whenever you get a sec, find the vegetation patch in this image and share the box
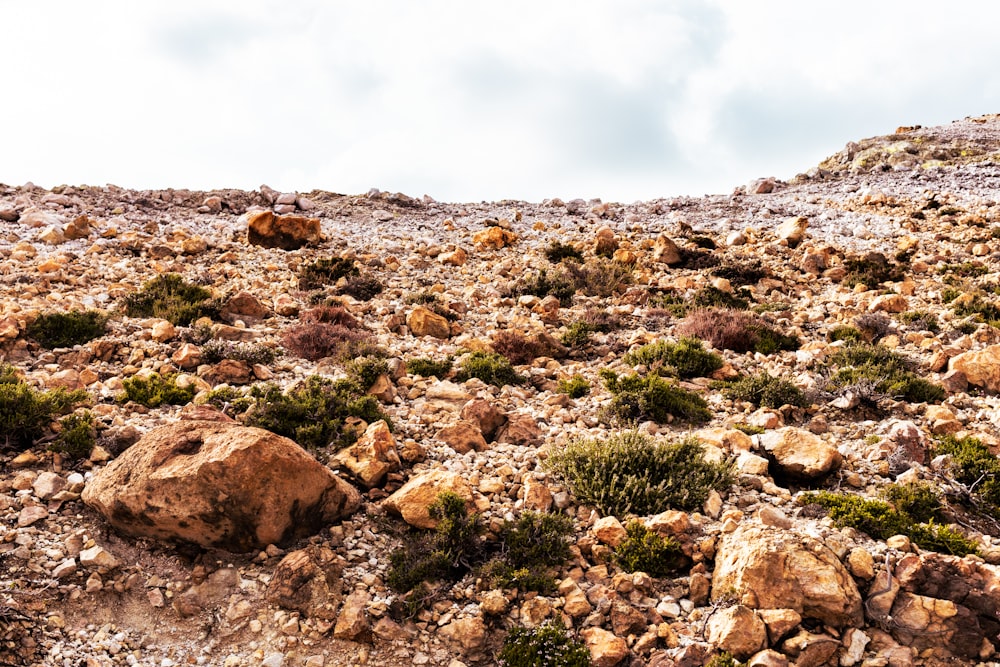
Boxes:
[952,295,1000,326]
[935,435,1000,514]
[842,252,907,289]
[27,310,108,348]
[558,375,590,399]
[406,356,453,378]
[623,337,723,379]
[201,339,278,366]
[482,511,574,593]
[716,372,808,409]
[499,620,591,667]
[613,521,686,577]
[282,306,372,361]
[825,342,944,405]
[297,257,359,290]
[679,308,799,354]
[545,431,733,516]
[455,351,525,387]
[511,268,576,306]
[121,373,195,408]
[492,331,552,365]
[544,240,584,263]
[0,364,88,451]
[338,274,384,301]
[898,311,940,333]
[121,273,216,326]
[50,411,97,460]
[712,259,768,286]
[599,370,712,425]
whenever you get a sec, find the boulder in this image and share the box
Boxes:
[651,235,682,265]
[712,523,863,628]
[472,226,517,250]
[333,420,400,488]
[705,605,766,660]
[460,399,507,440]
[758,427,841,481]
[267,548,344,620]
[333,590,371,640]
[949,345,1000,393]
[581,627,628,667]
[246,210,322,250]
[495,413,541,447]
[776,216,808,248]
[81,420,361,551]
[438,616,487,654]
[594,226,618,256]
[435,420,488,454]
[407,306,451,339]
[382,470,474,529]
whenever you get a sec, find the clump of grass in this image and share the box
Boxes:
[558,375,590,398]
[201,386,254,414]
[563,258,633,298]
[499,620,591,667]
[455,351,524,387]
[121,373,195,408]
[623,337,723,379]
[297,257,359,290]
[854,312,892,342]
[560,308,622,348]
[600,370,711,424]
[346,355,389,390]
[492,331,550,365]
[732,423,765,435]
[842,252,907,289]
[940,287,962,304]
[26,310,108,349]
[201,339,278,366]
[706,653,741,667]
[613,521,686,577]
[545,431,733,516]
[240,375,390,451]
[952,295,1000,326]
[560,321,594,347]
[406,357,453,378]
[544,240,584,263]
[511,268,576,306]
[282,306,371,361]
[404,291,460,321]
[939,261,988,278]
[338,274,384,301]
[648,289,688,317]
[826,342,944,405]
[121,273,216,326]
[716,372,808,409]
[50,411,96,459]
[678,308,799,354]
[691,286,749,311]
[0,365,88,451]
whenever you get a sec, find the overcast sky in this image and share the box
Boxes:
[3,1,999,203]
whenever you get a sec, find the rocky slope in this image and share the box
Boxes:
[4,114,1000,667]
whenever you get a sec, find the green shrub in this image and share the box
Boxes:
[546,431,733,516]
[346,355,389,390]
[201,386,254,414]
[623,337,723,379]
[483,511,574,592]
[842,252,907,289]
[455,351,524,387]
[940,287,962,304]
[560,321,593,348]
[732,423,765,435]
[679,308,798,354]
[826,342,944,405]
[201,339,278,365]
[881,482,942,523]
[338,273,384,301]
[240,375,389,450]
[297,257,359,290]
[499,620,591,667]
[939,261,988,278]
[121,273,215,326]
[50,411,96,459]
[558,375,590,398]
[511,268,576,306]
[406,357,453,378]
[0,365,87,451]
[712,259,768,286]
[690,286,749,311]
[544,241,584,263]
[563,258,633,298]
[493,330,551,365]
[828,325,863,343]
[600,371,711,424]
[952,295,1000,326]
[717,372,808,409]
[27,310,108,349]
[706,653,742,667]
[898,311,940,333]
[613,521,686,577]
[121,373,194,408]
[935,435,1000,511]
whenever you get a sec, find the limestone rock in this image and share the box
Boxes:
[495,413,541,447]
[246,210,322,250]
[712,523,863,628]
[407,306,451,338]
[81,420,361,551]
[333,590,371,640]
[435,420,487,454]
[758,427,841,481]
[949,345,1000,393]
[472,226,517,250]
[779,630,839,667]
[382,470,474,529]
[267,548,344,620]
[776,216,808,248]
[594,226,618,256]
[426,381,473,411]
[438,616,486,653]
[581,627,628,667]
[651,234,682,265]
[333,420,400,488]
[460,399,507,440]
[705,605,766,660]
[593,516,627,546]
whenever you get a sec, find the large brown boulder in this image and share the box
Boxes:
[407,306,451,339]
[82,421,361,552]
[246,210,322,250]
[712,523,863,629]
[949,345,1000,393]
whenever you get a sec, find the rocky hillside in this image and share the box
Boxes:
[4,114,1000,667]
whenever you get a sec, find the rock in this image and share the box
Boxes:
[776,216,808,248]
[150,319,176,342]
[495,413,541,447]
[382,470,474,529]
[885,420,928,470]
[172,343,202,369]
[438,616,486,653]
[204,359,252,385]
[949,345,1000,393]
[274,294,299,317]
[246,210,322,250]
[38,226,66,245]
[333,590,370,641]
[840,628,870,667]
[748,177,776,194]
[779,630,840,667]
[560,581,592,618]
[712,523,863,628]
[426,381,473,411]
[367,374,396,404]
[522,478,553,511]
[174,567,239,617]
[519,597,552,627]
[580,627,628,667]
[32,472,67,500]
[435,421,487,454]
[79,545,120,570]
[439,247,467,266]
[333,420,400,488]
[64,215,93,240]
[870,294,908,313]
[939,369,968,393]
[407,306,451,338]
[594,226,618,256]
[746,650,788,667]
[222,292,270,322]
[267,548,343,620]
[81,420,361,551]
[460,399,507,440]
[651,235,682,265]
[846,548,875,581]
[472,226,517,250]
[17,505,48,527]
[758,427,841,481]
[52,558,78,579]
[705,605,766,660]
[610,600,647,636]
[757,608,801,645]
[593,516,627,546]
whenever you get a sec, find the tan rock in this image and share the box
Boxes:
[846,548,875,580]
[646,510,690,536]
[222,292,270,322]
[757,608,802,644]
[439,247,467,266]
[479,589,508,616]
[696,427,753,454]
[333,420,400,488]
[779,629,840,667]
[382,470,474,529]
[593,516,627,546]
[438,616,486,653]
[949,345,1000,393]
[82,421,361,551]
[150,319,176,342]
[32,472,67,500]
[560,581,592,618]
[758,427,841,481]
[522,478,553,511]
[460,399,507,440]
[473,226,517,250]
[746,649,789,667]
[268,548,344,620]
[580,627,628,667]
[38,225,66,245]
[0,317,20,341]
[870,294,908,313]
[435,421,487,454]
[706,605,766,660]
[172,343,202,370]
[610,600,647,637]
[776,216,808,248]
[204,359,252,385]
[594,226,618,256]
[407,306,451,338]
[426,381,474,411]
[273,294,300,317]
[246,210,322,250]
[712,523,863,628]
[495,413,541,447]
[64,215,93,240]
[651,234,682,265]
[333,590,370,640]
[367,374,396,404]
[520,597,553,627]
[79,545,120,570]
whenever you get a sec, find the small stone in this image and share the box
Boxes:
[32,471,67,500]
[18,505,48,527]
[79,545,121,569]
[593,516,627,546]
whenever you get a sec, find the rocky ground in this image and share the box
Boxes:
[4,114,1000,667]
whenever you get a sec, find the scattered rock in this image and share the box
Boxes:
[382,470,474,529]
[246,210,322,250]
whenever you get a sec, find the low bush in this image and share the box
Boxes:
[712,259,768,286]
[690,286,749,311]
[558,375,590,398]
[935,435,1000,512]
[717,372,808,409]
[455,351,524,387]
[563,258,633,298]
[828,325,863,342]
[346,355,389,390]
[613,521,686,577]
[511,268,576,306]
[854,312,892,342]
[499,620,591,667]
[201,386,254,414]
[600,371,712,424]
[952,295,1000,326]
[623,337,723,379]
[406,357,453,378]
[939,261,988,278]
[121,273,216,326]
[544,241,584,263]
[842,252,907,289]
[282,308,372,361]
[337,273,384,301]
[297,257,359,291]
[706,653,741,667]
[27,310,108,349]
[201,339,278,366]
[826,342,944,405]
[404,291,460,321]
[0,365,88,451]
[483,511,574,592]
[121,373,195,408]
[492,331,547,365]
[560,321,593,348]
[678,308,799,354]
[545,431,734,516]
[50,411,96,459]
[898,311,940,333]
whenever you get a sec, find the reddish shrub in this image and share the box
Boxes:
[282,323,370,361]
[492,331,545,365]
[301,305,363,328]
[678,308,799,354]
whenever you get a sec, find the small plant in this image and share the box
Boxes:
[690,286,749,311]
[121,273,215,326]
[346,355,389,390]
[826,342,944,405]
[623,337,723,379]
[544,240,584,263]
[828,325,864,342]
[935,435,1000,512]
[842,252,907,289]
[940,287,962,304]
[338,273,384,301]
[0,365,88,451]
[613,521,686,577]
[201,339,278,366]
[511,268,576,306]
[282,306,371,361]
[706,653,742,667]
[121,373,195,408]
[898,311,940,333]
[882,482,942,523]
[26,310,108,349]
[854,312,892,342]
[455,351,524,387]
[952,295,1000,326]
[558,375,590,398]
[499,620,591,667]
[406,357,453,378]
[492,331,547,365]
[546,431,733,516]
[50,411,96,459]
[939,261,988,278]
[560,321,594,347]
[600,371,711,424]
[404,291,460,321]
[717,372,808,409]
[483,511,575,592]
[732,423,765,435]
[201,386,254,414]
[297,257,359,290]
[712,259,768,286]
[563,258,633,298]
[678,308,799,354]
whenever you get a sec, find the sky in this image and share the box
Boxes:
[3,1,1000,203]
